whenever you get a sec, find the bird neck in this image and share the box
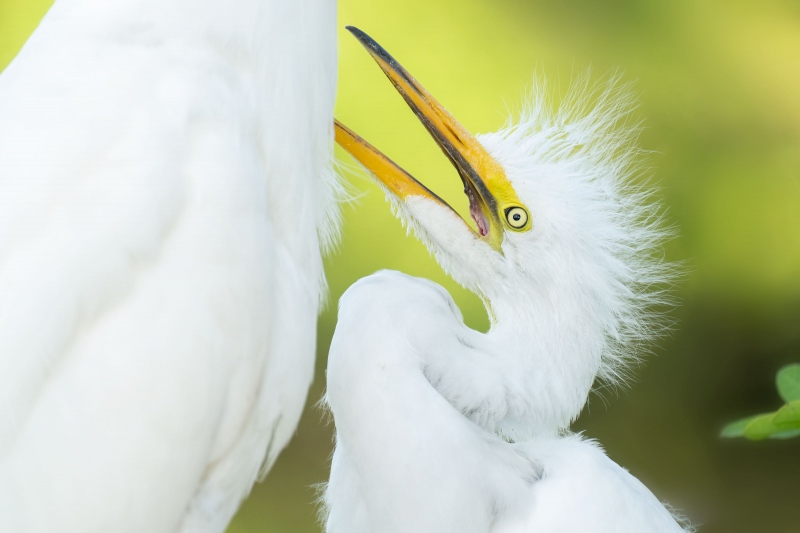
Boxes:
[481,275,605,438]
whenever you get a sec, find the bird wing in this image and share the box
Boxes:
[0,13,285,531]
[506,436,691,533]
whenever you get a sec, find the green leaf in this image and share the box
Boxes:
[776,363,800,403]
[743,413,782,440]
[719,364,800,441]
[773,400,800,429]
[769,428,800,440]
[721,414,762,438]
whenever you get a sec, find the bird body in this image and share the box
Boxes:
[325,28,688,532]
[325,272,538,533]
[0,1,338,531]
[326,272,685,533]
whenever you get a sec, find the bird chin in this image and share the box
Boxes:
[404,196,497,289]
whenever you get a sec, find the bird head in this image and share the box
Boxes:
[336,28,537,294]
[337,27,673,388]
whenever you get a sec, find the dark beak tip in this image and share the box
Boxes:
[343,26,401,78]
[345,26,385,55]
[345,26,370,43]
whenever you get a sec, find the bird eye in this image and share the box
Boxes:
[504,206,529,230]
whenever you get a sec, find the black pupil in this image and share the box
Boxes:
[513,213,521,221]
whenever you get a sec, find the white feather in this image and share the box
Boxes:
[0,1,339,531]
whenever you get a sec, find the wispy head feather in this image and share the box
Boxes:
[479,71,679,392]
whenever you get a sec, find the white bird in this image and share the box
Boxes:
[0,1,339,532]
[323,27,690,533]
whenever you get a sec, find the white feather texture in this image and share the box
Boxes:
[372,75,677,436]
[480,74,675,382]
[0,1,339,532]
[324,74,688,532]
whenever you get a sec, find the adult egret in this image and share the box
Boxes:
[0,1,338,532]
[324,27,689,532]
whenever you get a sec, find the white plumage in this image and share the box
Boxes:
[0,1,338,531]
[325,28,689,532]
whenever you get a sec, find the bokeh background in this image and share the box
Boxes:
[2,0,799,531]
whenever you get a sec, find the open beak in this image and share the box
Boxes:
[336,26,529,251]
[334,120,453,212]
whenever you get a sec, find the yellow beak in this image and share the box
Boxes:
[334,120,452,210]
[336,26,530,250]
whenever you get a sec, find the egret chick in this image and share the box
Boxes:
[323,27,689,533]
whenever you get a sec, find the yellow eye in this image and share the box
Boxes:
[504,206,529,230]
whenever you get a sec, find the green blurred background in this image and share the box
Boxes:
[2,0,799,531]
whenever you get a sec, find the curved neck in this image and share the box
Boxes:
[481,274,605,438]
